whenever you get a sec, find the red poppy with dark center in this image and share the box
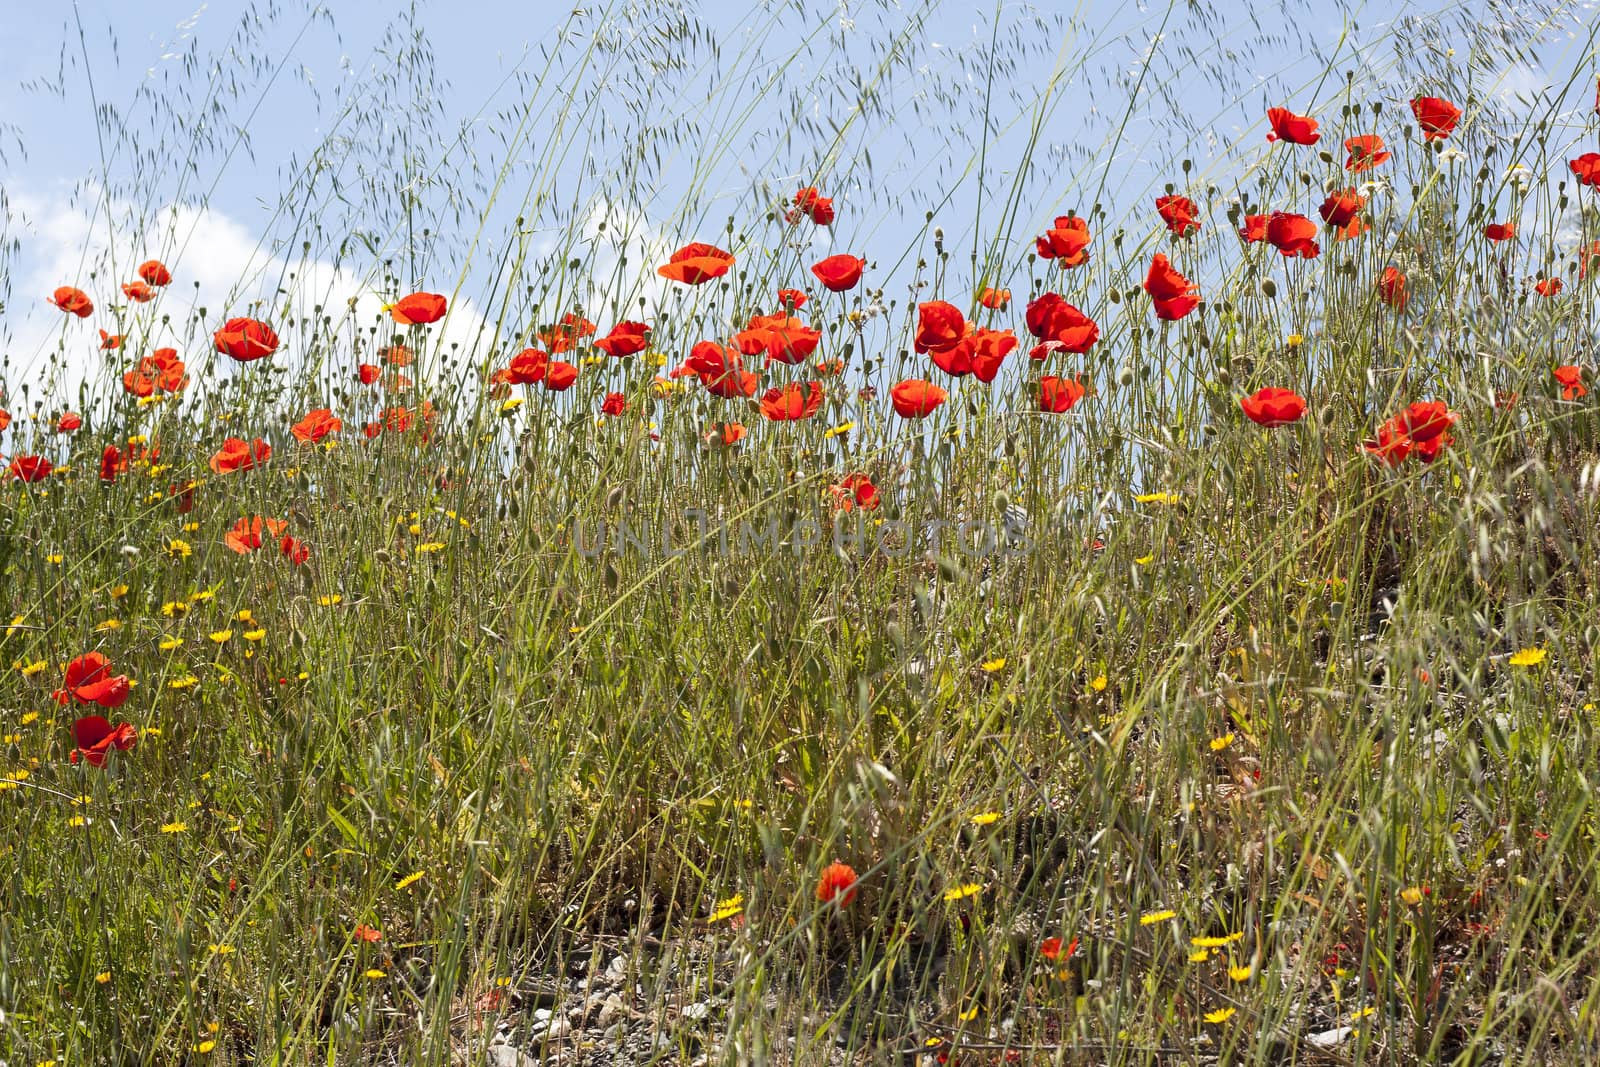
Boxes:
[210,437,271,475]
[292,408,342,443]
[1034,215,1091,265]
[496,349,549,386]
[735,312,820,366]
[1025,293,1099,353]
[594,321,651,357]
[1378,267,1408,311]
[816,861,859,906]
[389,292,448,325]
[71,715,138,768]
[890,379,947,418]
[688,341,761,398]
[914,301,968,354]
[1535,277,1563,297]
[978,287,1010,310]
[968,329,1019,384]
[1569,153,1600,188]
[811,254,865,292]
[601,392,627,416]
[137,259,172,286]
[1318,189,1364,228]
[1483,222,1516,242]
[1240,387,1307,427]
[1363,417,1412,466]
[225,515,288,554]
[7,456,53,482]
[357,363,382,385]
[1344,135,1391,172]
[56,652,131,709]
[1266,107,1319,144]
[1240,215,1268,243]
[122,280,154,302]
[1039,376,1086,413]
[214,317,279,362]
[1411,96,1462,140]
[706,422,747,446]
[1144,254,1200,320]
[543,362,579,391]
[280,536,310,565]
[537,313,596,353]
[1040,937,1079,962]
[1555,365,1587,400]
[1398,400,1456,444]
[777,287,808,310]
[657,242,735,285]
[122,348,188,396]
[51,286,94,317]
[1266,212,1320,258]
[56,412,82,433]
[791,186,835,226]
[1155,194,1202,237]
[829,473,880,511]
[100,445,126,482]
[759,381,824,421]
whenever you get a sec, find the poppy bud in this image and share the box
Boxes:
[1261,279,1277,298]
[1118,367,1135,386]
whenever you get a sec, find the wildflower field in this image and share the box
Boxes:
[5,0,1600,1062]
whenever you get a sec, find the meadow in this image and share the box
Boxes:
[4,0,1600,1062]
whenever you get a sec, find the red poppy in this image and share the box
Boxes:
[122,280,154,302]
[890,379,948,418]
[791,186,835,226]
[543,361,579,391]
[1239,214,1268,243]
[777,287,808,309]
[71,715,138,768]
[816,861,859,906]
[1265,212,1320,258]
[57,653,131,709]
[601,392,627,416]
[122,348,188,396]
[170,481,197,513]
[1569,153,1600,188]
[1581,240,1600,279]
[594,321,651,357]
[537,313,597,353]
[1344,135,1391,172]
[1155,195,1202,237]
[291,408,342,443]
[97,330,122,351]
[657,242,735,285]
[1266,106,1319,144]
[51,286,94,317]
[1363,417,1412,466]
[1318,189,1364,228]
[0,408,8,432]
[687,341,761,398]
[1040,936,1078,962]
[280,536,310,565]
[1144,254,1200,321]
[56,412,83,433]
[1399,400,1455,444]
[225,515,288,554]
[914,301,968,354]
[137,259,172,286]
[6,456,52,482]
[209,437,271,474]
[1410,96,1462,140]
[382,344,413,367]
[496,349,549,386]
[1240,387,1307,427]
[978,287,1010,310]
[1034,214,1091,265]
[1535,277,1564,297]
[1555,365,1587,400]
[829,473,880,511]
[1025,293,1099,353]
[706,422,747,446]
[811,254,865,292]
[968,329,1019,383]
[1483,222,1516,242]
[389,292,448,325]
[99,445,126,482]
[357,363,382,385]
[1378,266,1408,311]
[1039,376,1086,413]
[759,381,824,421]
[735,312,821,366]
[353,924,382,943]
[214,317,279,362]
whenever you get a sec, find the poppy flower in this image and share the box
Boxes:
[657,242,735,285]
[280,536,310,565]
[1239,215,1269,243]
[1535,277,1564,297]
[1410,96,1462,140]
[495,349,549,386]
[1344,134,1391,172]
[1039,376,1086,413]
[537,313,597,353]
[829,473,880,511]
[56,412,82,433]
[706,422,747,446]
[214,317,279,362]
[1025,293,1099,353]
[1569,153,1600,188]
[99,445,126,482]
[1363,417,1412,466]
[122,348,188,396]
[71,715,138,768]
[0,408,9,432]
[1239,387,1307,427]
[225,515,288,554]
[1155,195,1202,237]
[1555,365,1587,400]
[1398,400,1456,444]
[1318,189,1364,228]
[759,381,824,421]
[389,292,448,325]
[914,301,968,354]
[170,481,197,512]
[1483,222,1516,242]
[137,259,172,286]
[791,186,835,226]
[382,344,413,367]
[1265,212,1320,258]
[816,861,859,906]
[777,287,808,309]
[291,408,342,443]
[735,312,821,365]
[51,286,94,317]
[1266,106,1319,144]
[811,253,865,292]
[970,329,1019,383]
[601,392,627,416]
[890,379,948,418]
[1040,936,1078,962]
[122,280,154,302]
[543,361,579,391]
[57,653,131,709]
[1144,254,1200,321]
[357,363,382,385]
[687,341,761,398]
[1581,240,1600,280]
[978,287,1010,310]
[594,321,651,357]
[209,437,271,475]
[1378,266,1408,311]
[6,456,52,482]
[99,330,123,351]
[1034,214,1091,265]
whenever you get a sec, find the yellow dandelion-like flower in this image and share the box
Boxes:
[188,589,216,603]
[236,609,253,623]
[1089,674,1108,692]
[1133,491,1181,505]
[710,894,745,922]
[1139,909,1176,926]
[209,943,235,955]
[1227,962,1254,982]
[1204,1007,1236,1024]
[242,629,266,642]
[408,523,424,536]
[1508,648,1547,668]
[182,521,200,533]
[20,712,38,725]
[45,554,65,565]
[364,969,387,979]
[1191,932,1243,948]
[318,595,343,606]
[1189,949,1210,962]
[110,584,129,599]
[958,1006,980,1022]
[95,971,111,983]
[94,618,122,632]
[161,601,189,617]
[416,542,446,554]
[1286,333,1305,347]
[209,630,233,644]
[194,1040,216,1054]
[980,657,1006,673]
[169,676,199,690]
[6,615,26,637]
[166,539,193,559]
[1399,886,1425,906]
[1210,732,1235,752]
[159,637,184,651]
[823,421,854,439]
[499,397,524,413]
[19,660,47,677]
[943,883,984,902]
[970,811,1001,826]
[1133,553,1155,566]
[395,870,425,892]
[160,820,188,834]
